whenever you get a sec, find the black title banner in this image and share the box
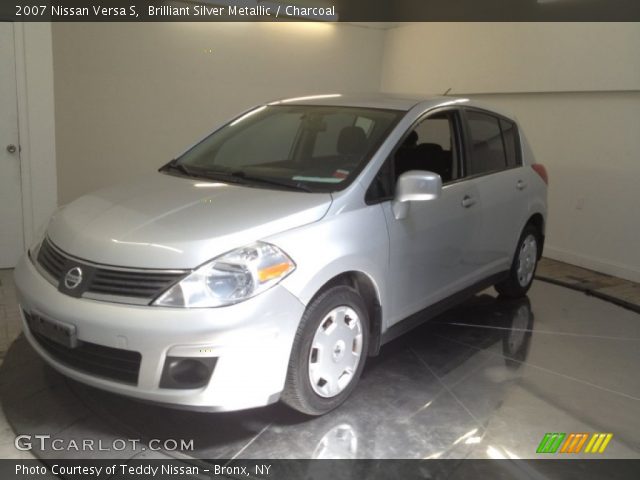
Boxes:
[4,459,640,480]
[2,0,640,22]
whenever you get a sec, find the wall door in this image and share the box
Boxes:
[0,22,24,267]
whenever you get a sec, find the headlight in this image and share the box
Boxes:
[153,242,295,308]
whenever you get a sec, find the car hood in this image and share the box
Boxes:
[47,173,332,269]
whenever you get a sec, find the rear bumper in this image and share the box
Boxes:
[13,254,305,411]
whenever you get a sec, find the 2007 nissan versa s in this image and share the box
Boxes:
[15,94,548,415]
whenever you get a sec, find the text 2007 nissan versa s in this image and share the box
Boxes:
[15,94,548,415]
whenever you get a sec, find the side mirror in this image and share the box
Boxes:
[392,170,442,219]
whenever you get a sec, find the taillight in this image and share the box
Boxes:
[532,164,548,185]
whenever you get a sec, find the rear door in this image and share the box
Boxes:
[460,108,530,279]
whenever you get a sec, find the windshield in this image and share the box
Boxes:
[165,105,402,192]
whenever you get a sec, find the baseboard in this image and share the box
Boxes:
[544,245,640,283]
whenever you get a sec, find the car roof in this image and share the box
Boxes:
[266,93,516,120]
[267,93,430,111]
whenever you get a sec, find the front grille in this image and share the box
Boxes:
[36,238,187,305]
[26,313,142,385]
[90,269,184,298]
[37,237,67,279]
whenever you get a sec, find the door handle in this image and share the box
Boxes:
[461,195,476,208]
[6,144,17,154]
[516,180,527,190]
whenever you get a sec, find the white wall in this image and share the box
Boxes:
[382,23,640,95]
[381,23,640,282]
[14,23,57,248]
[52,22,386,203]
[49,22,640,281]
[466,92,640,282]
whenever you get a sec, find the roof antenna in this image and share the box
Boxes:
[443,88,452,96]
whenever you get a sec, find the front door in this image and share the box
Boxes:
[380,109,482,324]
[0,22,24,267]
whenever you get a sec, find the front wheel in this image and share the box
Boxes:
[495,225,540,298]
[281,286,369,416]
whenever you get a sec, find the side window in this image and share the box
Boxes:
[465,111,508,175]
[365,155,394,204]
[394,111,461,183]
[500,118,521,168]
[366,110,461,203]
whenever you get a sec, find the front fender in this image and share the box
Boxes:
[264,200,390,325]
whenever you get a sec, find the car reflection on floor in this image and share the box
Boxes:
[3,281,639,462]
[69,293,536,460]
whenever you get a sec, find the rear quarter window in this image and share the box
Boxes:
[500,118,521,168]
[466,111,507,176]
[465,110,521,175]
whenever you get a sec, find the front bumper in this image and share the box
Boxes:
[13,254,305,411]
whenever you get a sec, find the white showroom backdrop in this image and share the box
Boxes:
[14,21,640,282]
[381,23,640,282]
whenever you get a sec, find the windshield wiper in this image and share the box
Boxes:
[159,159,205,178]
[218,170,314,192]
[161,161,313,192]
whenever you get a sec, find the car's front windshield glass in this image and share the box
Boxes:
[169,105,402,192]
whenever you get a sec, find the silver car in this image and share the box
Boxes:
[14,94,548,415]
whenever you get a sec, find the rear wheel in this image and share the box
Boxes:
[282,286,369,416]
[495,225,540,298]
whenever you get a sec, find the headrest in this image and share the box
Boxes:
[402,131,418,148]
[337,126,367,155]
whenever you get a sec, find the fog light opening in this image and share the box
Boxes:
[160,356,217,389]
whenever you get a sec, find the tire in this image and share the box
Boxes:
[281,285,369,416]
[495,225,541,298]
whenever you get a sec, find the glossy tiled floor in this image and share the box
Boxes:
[1,279,639,460]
